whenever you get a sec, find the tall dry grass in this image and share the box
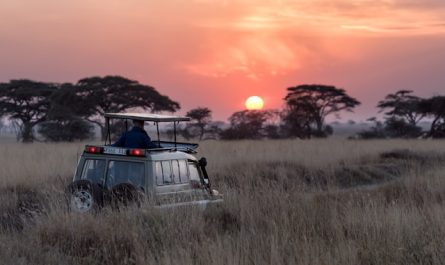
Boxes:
[1,139,445,265]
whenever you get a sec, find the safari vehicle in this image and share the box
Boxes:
[67,113,222,213]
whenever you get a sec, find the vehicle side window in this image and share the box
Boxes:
[155,162,163,185]
[161,161,172,184]
[155,160,189,186]
[156,161,174,186]
[178,160,189,183]
[188,162,201,182]
[106,161,145,190]
[81,159,106,184]
[172,160,180,184]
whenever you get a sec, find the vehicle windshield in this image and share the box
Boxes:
[80,159,106,184]
[106,161,145,190]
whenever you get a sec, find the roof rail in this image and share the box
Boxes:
[147,147,198,154]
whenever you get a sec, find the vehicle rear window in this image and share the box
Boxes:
[81,159,106,184]
[106,161,145,190]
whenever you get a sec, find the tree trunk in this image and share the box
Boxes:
[21,122,34,143]
[199,124,205,141]
[429,116,440,137]
[315,118,323,135]
[86,118,106,141]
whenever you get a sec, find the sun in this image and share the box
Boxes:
[245,96,264,110]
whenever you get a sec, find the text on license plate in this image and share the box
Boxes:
[103,147,126,155]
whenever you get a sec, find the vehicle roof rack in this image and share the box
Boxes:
[104,113,190,122]
[103,112,192,150]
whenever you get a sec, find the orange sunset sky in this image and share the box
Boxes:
[1,0,445,121]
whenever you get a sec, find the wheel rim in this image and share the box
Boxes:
[71,189,93,213]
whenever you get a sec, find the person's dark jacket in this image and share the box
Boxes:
[112,127,158,149]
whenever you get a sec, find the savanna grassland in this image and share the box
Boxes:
[1,140,445,265]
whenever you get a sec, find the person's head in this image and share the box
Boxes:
[132,119,144,128]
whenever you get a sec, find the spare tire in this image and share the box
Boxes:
[67,180,104,213]
[110,183,142,209]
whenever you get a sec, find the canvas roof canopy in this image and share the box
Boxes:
[104,113,190,122]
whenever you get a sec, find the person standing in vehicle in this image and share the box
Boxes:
[112,119,158,149]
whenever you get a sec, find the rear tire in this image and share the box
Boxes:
[67,180,104,213]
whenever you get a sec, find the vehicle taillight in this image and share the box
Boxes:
[85,146,102,154]
[128,149,145,157]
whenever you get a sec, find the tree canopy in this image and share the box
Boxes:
[359,92,445,139]
[74,76,181,139]
[220,110,276,140]
[38,83,94,142]
[185,107,212,140]
[377,90,425,126]
[0,76,182,142]
[419,96,445,138]
[0,80,57,142]
[283,85,360,138]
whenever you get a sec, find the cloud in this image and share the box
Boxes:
[182,0,445,79]
[185,34,311,80]
[392,0,445,9]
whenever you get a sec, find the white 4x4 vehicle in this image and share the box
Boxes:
[67,113,222,213]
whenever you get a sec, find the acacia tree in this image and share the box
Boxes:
[280,106,314,139]
[38,117,94,142]
[419,96,445,138]
[75,76,180,139]
[185,107,212,140]
[377,90,425,126]
[0,80,57,142]
[283,84,360,137]
[38,83,94,142]
[220,110,275,140]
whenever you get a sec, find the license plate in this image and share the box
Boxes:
[103,147,127,155]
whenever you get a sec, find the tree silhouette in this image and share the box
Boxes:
[38,118,93,142]
[419,96,445,138]
[377,90,425,126]
[38,83,94,142]
[185,107,212,140]
[383,117,423,138]
[0,80,56,142]
[220,110,275,140]
[357,117,387,139]
[280,107,313,139]
[74,76,180,139]
[283,85,360,137]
